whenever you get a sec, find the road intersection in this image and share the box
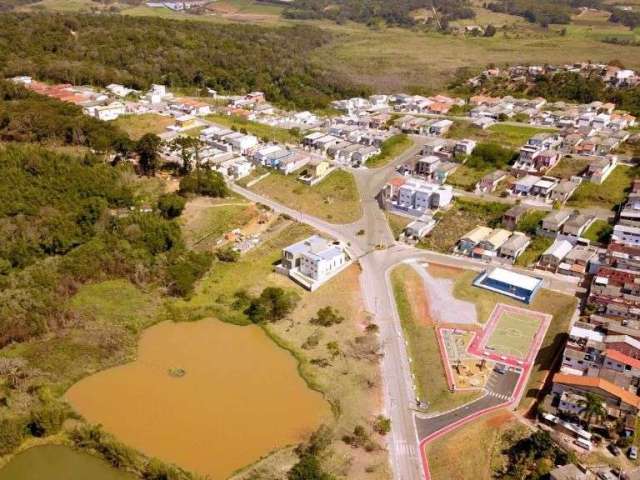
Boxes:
[230,138,578,480]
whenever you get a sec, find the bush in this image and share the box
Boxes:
[215,246,240,263]
[244,287,299,323]
[0,416,26,455]
[373,415,391,435]
[157,193,186,219]
[167,250,213,297]
[310,306,344,327]
[27,403,68,437]
[179,170,228,198]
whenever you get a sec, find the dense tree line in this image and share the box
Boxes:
[0,12,368,109]
[609,7,640,30]
[486,0,603,26]
[0,144,213,347]
[283,0,475,27]
[0,80,130,151]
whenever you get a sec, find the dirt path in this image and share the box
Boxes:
[409,261,479,325]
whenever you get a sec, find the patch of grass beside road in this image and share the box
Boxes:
[514,236,553,268]
[568,165,638,210]
[583,219,613,245]
[447,121,555,149]
[391,265,480,412]
[206,113,302,144]
[385,212,411,239]
[111,114,174,140]
[418,198,509,253]
[249,169,362,224]
[425,410,528,480]
[366,134,412,168]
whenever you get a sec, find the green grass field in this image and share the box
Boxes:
[568,165,639,210]
[111,114,174,140]
[447,121,556,149]
[249,169,362,224]
[205,113,302,144]
[486,311,541,359]
[367,133,412,168]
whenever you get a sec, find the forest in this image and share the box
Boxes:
[486,0,602,26]
[283,0,475,27]
[0,143,217,348]
[0,79,129,151]
[0,12,368,109]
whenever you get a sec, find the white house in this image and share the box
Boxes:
[280,235,350,290]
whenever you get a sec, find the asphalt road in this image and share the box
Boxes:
[230,137,578,480]
[416,369,519,439]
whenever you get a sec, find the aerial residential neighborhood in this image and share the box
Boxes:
[3,3,640,480]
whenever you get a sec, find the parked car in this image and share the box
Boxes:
[494,363,507,375]
[608,443,621,456]
[628,446,637,460]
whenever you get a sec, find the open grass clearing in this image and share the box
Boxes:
[367,134,412,168]
[425,410,528,480]
[111,114,174,140]
[419,198,509,253]
[447,121,556,149]
[385,211,412,239]
[568,165,639,210]
[446,164,489,191]
[206,113,302,144]
[548,157,590,180]
[391,264,481,412]
[514,236,553,268]
[249,169,362,224]
[583,218,613,244]
[179,196,258,249]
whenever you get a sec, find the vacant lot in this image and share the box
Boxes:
[391,264,480,413]
[515,236,553,268]
[385,212,412,239]
[569,165,638,210]
[179,196,257,249]
[111,114,174,140]
[446,165,488,191]
[367,134,412,168]
[425,410,528,480]
[206,113,302,144]
[548,157,589,179]
[583,218,613,244]
[419,199,509,253]
[447,121,556,149]
[250,169,362,223]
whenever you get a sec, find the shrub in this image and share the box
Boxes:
[157,193,186,219]
[310,306,344,327]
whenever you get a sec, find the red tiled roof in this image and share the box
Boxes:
[553,373,640,408]
[605,349,640,370]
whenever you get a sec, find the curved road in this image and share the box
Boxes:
[230,138,578,480]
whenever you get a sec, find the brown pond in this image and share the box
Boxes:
[66,320,330,479]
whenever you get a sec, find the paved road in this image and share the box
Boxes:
[416,369,519,439]
[230,138,579,480]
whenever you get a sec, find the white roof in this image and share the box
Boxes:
[486,267,542,292]
[570,326,605,342]
[543,240,573,260]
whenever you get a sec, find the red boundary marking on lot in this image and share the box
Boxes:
[419,304,552,480]
[435,327,456,392]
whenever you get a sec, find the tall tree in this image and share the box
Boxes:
[136,133,162,176]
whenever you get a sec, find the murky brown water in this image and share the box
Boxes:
[66,320,329,479]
